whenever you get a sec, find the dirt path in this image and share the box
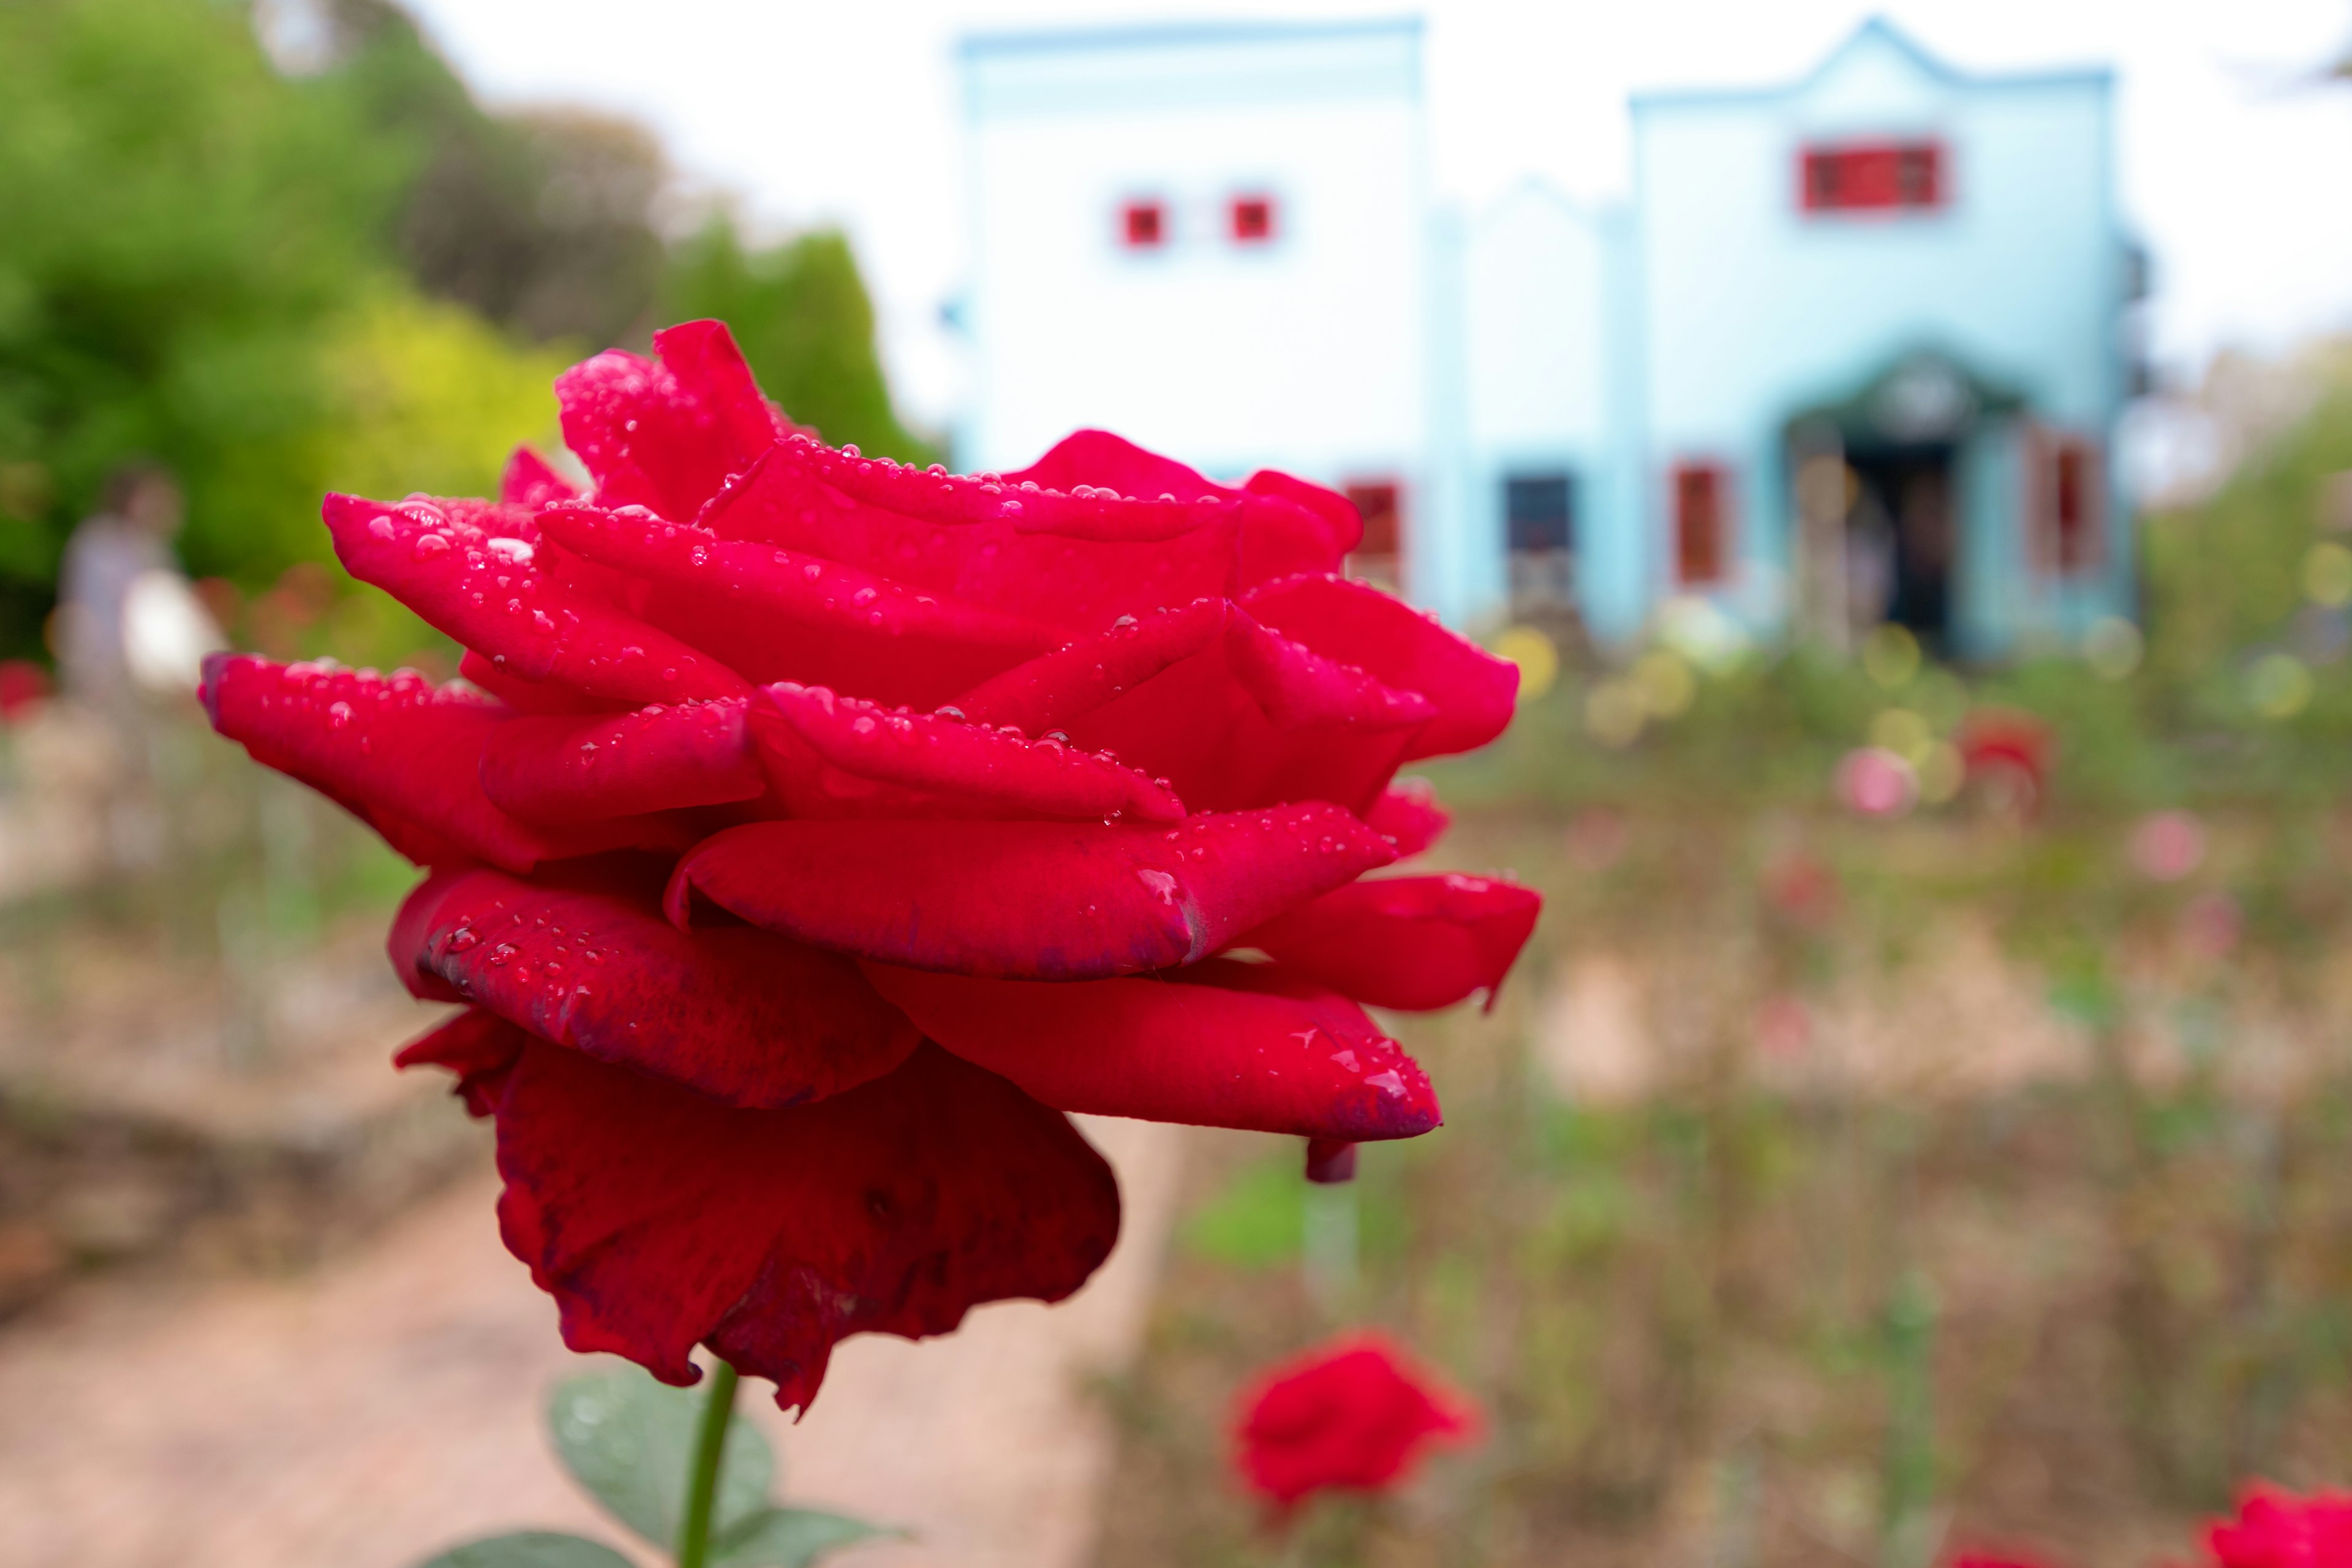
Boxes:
[0,1112,1183,1568]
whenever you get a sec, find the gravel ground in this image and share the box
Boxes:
[0,1110,1183,1568]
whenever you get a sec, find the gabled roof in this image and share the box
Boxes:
[957,15,1421,62]
[1631,15,2110,113]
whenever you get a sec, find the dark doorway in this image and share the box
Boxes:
[1844,444,1954,644]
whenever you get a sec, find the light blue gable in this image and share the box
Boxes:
[1600,17,2133,655]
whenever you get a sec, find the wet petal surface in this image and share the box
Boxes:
[666,804,1393,979]
[861,957,1441,1140]
[392,861,921,1109]
[538,500,1057,707]
[749,682,1183,823]
[326,492,752,708]
[1240,873,1543,1011]
[202,654,669,872]
[399,1030,1120,1415]
[954,600,1433,814]
[555,320,786,522]
[1242,573,1518,760]
[478,698,763,824]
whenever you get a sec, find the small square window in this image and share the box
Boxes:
[1672,462,1731,585]
[2035,432,2102,573]
[1230,194,1276,244]
[1344,480,1402,559]
[1800,140,1943,214]
[1505,473,1574,554]
[1120,199,1166,249]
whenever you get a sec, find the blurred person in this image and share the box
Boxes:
[50,463,224,873]
[56,464,222,715]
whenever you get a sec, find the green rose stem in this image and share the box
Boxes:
[676,1357,743,1568]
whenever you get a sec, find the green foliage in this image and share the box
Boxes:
[0,0,403,649]
[1182,1154,1305,1268]
[533,1364,891,1568]
[418,1534,636,1568]
[661,220,937,465]
[712,1508,891,1568]
[2142,374,2352,684]
[546,1366,776,1550]
[320,0,667,346]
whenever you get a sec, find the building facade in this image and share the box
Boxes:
[956,17,2139,658]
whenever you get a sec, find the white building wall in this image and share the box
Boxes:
[960,24,1430,490]
[1630,24,2123,633]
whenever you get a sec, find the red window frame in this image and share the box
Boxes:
[1799,140,1945,214]
[2030,429,2103,573]
[1344,480,1403,560]
[1229,194,1276,244]
[1119,198,1167,249]
[1672,462,1732,586]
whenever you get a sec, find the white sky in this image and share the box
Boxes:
[401,0,2352,432]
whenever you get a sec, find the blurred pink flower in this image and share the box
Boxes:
[2180,889,2245,959]
[1837,747,1918,817]
[1566,805,1628,871]
[2204,1482,2352,1566]
[2131,809,2208,882]
[1754,994,1812,1060]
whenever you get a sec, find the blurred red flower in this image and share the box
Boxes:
[2205,1482,2352,1566]
[1233,1333,1479,1510]
[1956,707,2056,814]
[200,321,1540,1413]
[1763,850,1840,928]
[0,658,50,722]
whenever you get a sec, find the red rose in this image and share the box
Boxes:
[2205,1483,2352,1567]
[1956,706,2056,812]
[1232,1332,1479,1509]
[202,321,1541,1413]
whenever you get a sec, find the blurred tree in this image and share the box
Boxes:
[0,0,404,657]
[0,0,933,666]
[2143,358,2352,688]
[660,219,940,465]
[305,0,668,347]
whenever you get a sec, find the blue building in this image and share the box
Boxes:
[957,17,2142,658]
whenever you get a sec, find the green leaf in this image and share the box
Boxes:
[714,1506,899,1568]
[546,1365,775,1550]
[415,1531,636,1568]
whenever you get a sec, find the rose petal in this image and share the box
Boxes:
[748,682,1184,823]
[1000,429,1343,580]
[1363,778,1450,856]
[860,958,1442,1140]
[394,1006,525,1118]
[478,698,764,824]
[535,500,1058,707]
[325,492,752,707]
[665,803,1394,979]
[555,320,788,522]
[1242,468,1363,557]
[1236,1334,1477,1507]
[1241,573,1518,760]
[1240,873,1543,1011]
[391,861,921,1109]
[202,654,675,872]
[697,435,1242,632]
[418,1033,1119,1414]
[953,599,1432,814]
[458,649,612,716]
[500,447,580,508]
